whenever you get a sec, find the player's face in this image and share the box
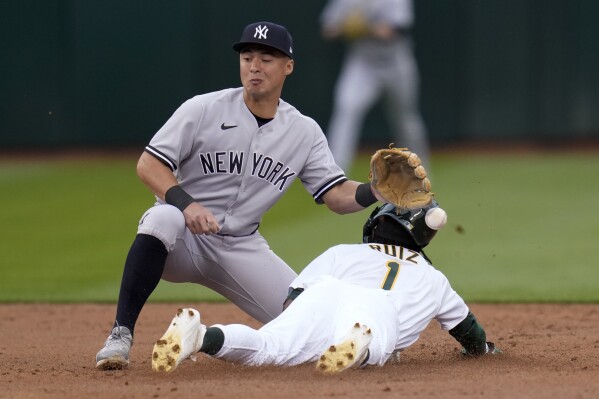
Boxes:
[239,46,294,101]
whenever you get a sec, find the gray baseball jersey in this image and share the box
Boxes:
[145,87,345,236]
[140,87,346,323]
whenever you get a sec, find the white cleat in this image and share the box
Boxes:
[316,322,373,374]
[152,308,206,372]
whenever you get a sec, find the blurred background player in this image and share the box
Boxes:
[152,201,501,373]
[320,0,431,171]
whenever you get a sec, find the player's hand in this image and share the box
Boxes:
[461,342,503,357]
[485,342,503,355]
[321,26,341,40]
[370,23,395,40]
[182,202,221,235]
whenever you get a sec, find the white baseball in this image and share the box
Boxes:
[425,207,447,230]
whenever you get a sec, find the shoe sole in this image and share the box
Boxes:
[152,308,200,372]
[316,322,373,374]
[96,356,129,370]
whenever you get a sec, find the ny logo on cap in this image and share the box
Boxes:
[254,25,269,40]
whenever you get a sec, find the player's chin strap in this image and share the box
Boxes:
[419,249,432,264]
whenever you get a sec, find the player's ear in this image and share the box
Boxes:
[285,59,294,76]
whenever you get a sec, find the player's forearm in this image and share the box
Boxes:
[322,180,367,214]
[137,152,179,201]
[323,180,381,214]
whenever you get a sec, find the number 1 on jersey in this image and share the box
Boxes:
[381,261,400,290]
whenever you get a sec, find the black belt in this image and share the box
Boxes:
[217,224,259,237]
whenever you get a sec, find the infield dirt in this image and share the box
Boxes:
[1,303,597,399]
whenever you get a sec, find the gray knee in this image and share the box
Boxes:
[137,204,185,251]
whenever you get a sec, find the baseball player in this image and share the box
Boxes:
[151,201,501,373]
[96,21,385,370]
[321,0,431,171]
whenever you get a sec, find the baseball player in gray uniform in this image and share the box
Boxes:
[151,201,501,373]
[321,0,430,171]
[96,21,384,370]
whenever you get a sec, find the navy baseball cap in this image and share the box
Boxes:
[233,21,294,59]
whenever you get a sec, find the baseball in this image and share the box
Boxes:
[425,207,447,230]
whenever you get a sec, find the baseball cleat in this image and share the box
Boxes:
[316,322,373,374]
[152,308,206,372]
[96,325,133,370]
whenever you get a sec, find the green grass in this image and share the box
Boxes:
[0,151,597,303]
[425,152,599,302]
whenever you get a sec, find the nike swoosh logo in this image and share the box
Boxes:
[221,123,238,130]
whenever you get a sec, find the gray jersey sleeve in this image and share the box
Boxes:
[297,116,347,203]
[145,96,205,174]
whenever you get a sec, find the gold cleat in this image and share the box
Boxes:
[152,308,206,372]
[316,322,373,374]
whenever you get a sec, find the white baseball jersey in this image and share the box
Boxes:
[291,243,469,349]
[213,243,469,366]
[145,87,346,236]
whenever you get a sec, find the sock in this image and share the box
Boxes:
[200,327,225,355]
[114,234,168,335]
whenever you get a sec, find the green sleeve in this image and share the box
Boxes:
[449,311,487,356]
